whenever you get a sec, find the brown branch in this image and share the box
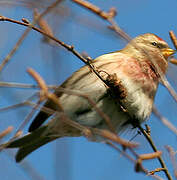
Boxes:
[0,15,108,87]
[170,58,177,65]
[72,0,115,20]
[26,68,92,134]
[135,151,163,176]
[33,8,55,44]
[13,130,23,139]
[0,126,13,139]
[0,0,62,72]
[105,141,135,162]
[0,78,116,133]
[0,19,77,59]
[106,142,163,180]
[21,18,30,24]
[148,168,166,176]
[16,100,41,133]
[0,100,57,124]
[0,81,57,89]
[134,152,166,180]
[169,31,177,50]
[153,106,177,135]
[0,129,22,151]
[162,77,177,103]
[0,20,31,72]
[71,0,131,41]
[27,68,48,101]
[54,87,116,133]
[93,128,138,148]
[166,146,177,178]
[0,99,37,150]
[6,150,46,180]
[138,125,172,180]
[138,151,162,161]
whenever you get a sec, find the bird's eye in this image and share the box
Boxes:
[151,42,157,46]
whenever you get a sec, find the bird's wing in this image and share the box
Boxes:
[29,52,126,132]
[7,52,130,162]
[29,63,106,132]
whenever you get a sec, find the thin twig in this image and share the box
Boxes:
[0,0,62,72]
[26,68,99,136]
[0,126,13,139]
[0,81,57,89]
[5,150,46,180]
[33,8,54,44]
[0,15,108,87]
[138,125,172,180]
[105,141,135,162]
[27,67,116,133]
[106,142,163,180]
[153,106,177,135]
[0,80,115,134]
[138,151,162,161]
[54,87,116,133]
[93,128,138,148]
[148,168,166,175]
[71,0,131,41]
[0,102,39,150]
[169,31,177,50]
[170,58,177,65]
[162,77,177,103]
[166,146,177,178]
[15,100,41,133]
[106,141,164,180]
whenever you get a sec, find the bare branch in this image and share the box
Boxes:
[93,128,138,148]
[153,106,177,136]
[166,146,177,178]
[0,126,13,139]
[71,0,131,41]
[0,0,62,72]
[138,125,172,180]
[170,58,177,65]
[169,31,177,50]
[139,151,162,161]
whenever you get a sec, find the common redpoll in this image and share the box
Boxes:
[8,33,175,162]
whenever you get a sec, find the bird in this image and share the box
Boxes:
[7,33,175,162]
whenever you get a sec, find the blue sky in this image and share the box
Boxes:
[0,0,177,180]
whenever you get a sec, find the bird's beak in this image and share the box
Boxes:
[162,48,176,59]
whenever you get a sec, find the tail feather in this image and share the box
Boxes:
[28,111,50,132]
[15,136,55,162]
[7,125,59,162]
[8,126,48,148]
[28,100,59,132]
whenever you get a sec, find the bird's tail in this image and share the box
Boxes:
[6,125,59,162]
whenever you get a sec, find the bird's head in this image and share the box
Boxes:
[123,33,175,75]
